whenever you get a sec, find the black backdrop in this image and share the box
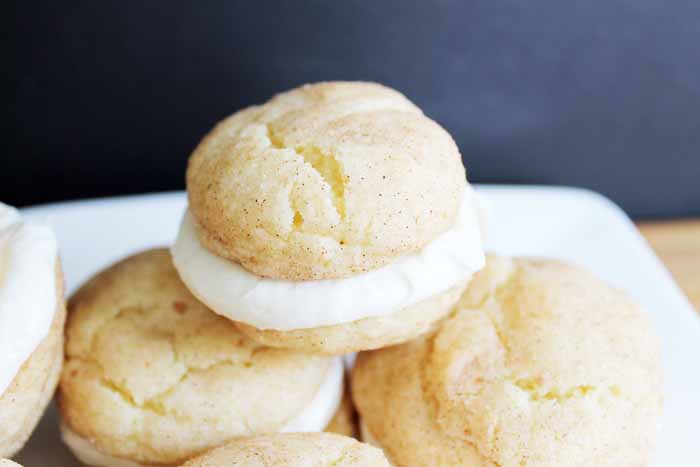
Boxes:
[7,0,700,218]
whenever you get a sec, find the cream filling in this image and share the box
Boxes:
[61,357,344,467]
[281,356,344,432]
[172,189,485,331]
[0,203,58,396]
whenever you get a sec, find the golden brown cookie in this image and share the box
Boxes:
[186,81,466,280]
[0,266,65,458]
[177,433,390,467]
[353,255,663,467]
[59,249,344,467]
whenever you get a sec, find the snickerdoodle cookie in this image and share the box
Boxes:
[58,249,345,467]
[0,203,66,458]
[173,82,484,354]
[186,81,467,280]
[177,433,390,467]
[353,255,663,467]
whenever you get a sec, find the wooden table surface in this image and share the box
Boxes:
[638,219,700,312]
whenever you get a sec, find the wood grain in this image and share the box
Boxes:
[638,219,700,312]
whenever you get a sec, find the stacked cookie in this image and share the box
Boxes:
[171,81,485,354]
[58,249,351,466]
[48,81,662,467]
[353,256,663,467]
[0,204,65,461]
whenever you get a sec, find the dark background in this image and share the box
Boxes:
[7,0,700,218]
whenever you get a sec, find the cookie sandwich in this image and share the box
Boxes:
[353,255,663,467]
[58,249,346,466]
[172,81,485,354]
[0,203,66,458]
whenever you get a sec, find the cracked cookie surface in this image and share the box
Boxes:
[353,255,663,467]
[177,433,390,467]
[59,249,334,466]
[187,81,467,280]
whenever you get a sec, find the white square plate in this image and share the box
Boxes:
[14,185,700,466]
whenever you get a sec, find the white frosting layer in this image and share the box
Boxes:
[282,356,344,432]
[172,189,485,331]
[0,203,58,396]
[60,357,344,467]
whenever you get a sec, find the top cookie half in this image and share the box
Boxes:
[187,81,467,280]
